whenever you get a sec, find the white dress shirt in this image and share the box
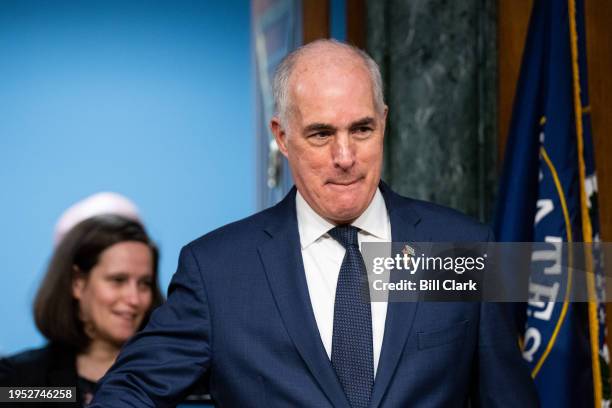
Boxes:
[296,189,391,377]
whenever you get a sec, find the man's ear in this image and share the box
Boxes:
[270,117,289,158]
[381,105,389,138]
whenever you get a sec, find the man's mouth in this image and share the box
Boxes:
[326,177,364,187]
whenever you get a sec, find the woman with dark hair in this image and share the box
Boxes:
[0,214,164,407]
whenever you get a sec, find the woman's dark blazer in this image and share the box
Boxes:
[0,343,82,407]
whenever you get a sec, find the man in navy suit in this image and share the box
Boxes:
[91,40,537,407]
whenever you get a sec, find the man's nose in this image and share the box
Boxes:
[332,133,355,170]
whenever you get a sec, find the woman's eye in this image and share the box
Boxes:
[109,276,126,284]
[139,280,153,289]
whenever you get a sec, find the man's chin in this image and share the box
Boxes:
[319,191,373,224]
[324,205,365,225]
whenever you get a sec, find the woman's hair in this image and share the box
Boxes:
[33,214,164,350]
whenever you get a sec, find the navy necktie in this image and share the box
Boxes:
[329,225,374,408]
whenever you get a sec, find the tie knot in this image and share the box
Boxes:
[328,225,360,249]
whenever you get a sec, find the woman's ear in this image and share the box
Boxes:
[72,265,85,300]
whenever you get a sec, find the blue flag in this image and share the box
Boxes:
[494,0,609,406]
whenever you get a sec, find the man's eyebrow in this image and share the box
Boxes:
[350,117,376,128]
[303,123,336,133]
[302,118,377,133]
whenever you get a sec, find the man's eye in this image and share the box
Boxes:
[109,276,127,284]
[307,131,332,144]
[353,127,373,138]
[310,131,331,138]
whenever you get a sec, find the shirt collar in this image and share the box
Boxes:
[296,188,390,249]
[352,188,390,241]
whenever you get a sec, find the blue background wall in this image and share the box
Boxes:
[0,0,254,356]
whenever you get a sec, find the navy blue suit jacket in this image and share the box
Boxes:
[91,184,538,407]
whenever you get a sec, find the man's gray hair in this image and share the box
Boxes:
[273,39,385,126]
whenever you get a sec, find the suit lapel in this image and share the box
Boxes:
[370,184,428,408]
[257,189,350,408]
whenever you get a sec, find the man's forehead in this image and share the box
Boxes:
[291,67,375,114]
[291,47,366,79]
[290,57,374,101]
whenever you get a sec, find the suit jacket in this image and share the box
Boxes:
[91,184,538,407]
[0,343,82,407]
